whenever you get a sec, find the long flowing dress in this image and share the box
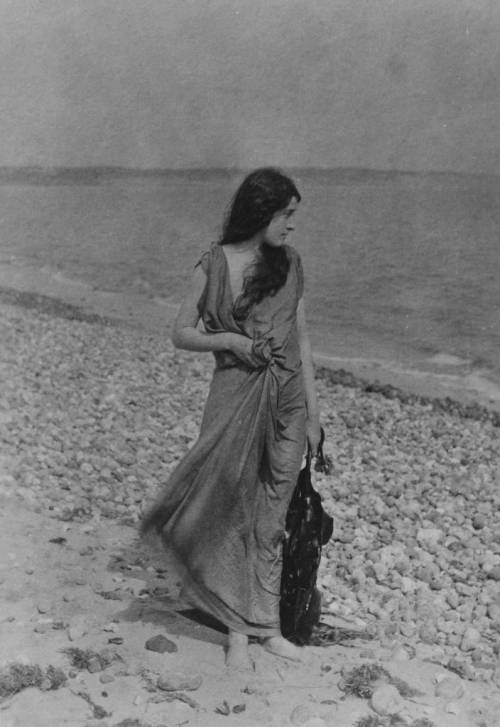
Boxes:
[143,243,307,637]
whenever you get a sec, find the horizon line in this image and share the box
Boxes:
[0,164,499,179]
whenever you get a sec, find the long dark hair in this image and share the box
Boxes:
[220,167,301,319]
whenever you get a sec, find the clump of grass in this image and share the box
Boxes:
[341,663,389,699]
[113,720,159,727]
[62,647,117,671]
[0,664,43,698]
[70,687,110,719]
[355,716,436,727]
[356,716,406,727]
[356,718,378,727]
[389,674,423,699]
[43,665,67,690]
[340,662,422,700]
[63,647,94,670]
[0,663,66,700]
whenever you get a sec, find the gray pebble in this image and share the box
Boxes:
[145,634,178,653]
[157,671,202,691]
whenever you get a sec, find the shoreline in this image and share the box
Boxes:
[1,258,499,418]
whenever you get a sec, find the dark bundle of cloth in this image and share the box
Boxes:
[280,429,334,644]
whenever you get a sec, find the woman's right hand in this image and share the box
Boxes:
[225,332,254,360]
[225,332,273,369]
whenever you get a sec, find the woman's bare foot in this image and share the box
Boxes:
[225,631,251,670]
[262,635,303,661]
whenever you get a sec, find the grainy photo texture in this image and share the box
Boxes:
[0,2,499,726]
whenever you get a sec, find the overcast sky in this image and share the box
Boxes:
[1,0,499,172]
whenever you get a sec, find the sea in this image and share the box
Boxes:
[0,167,499,388]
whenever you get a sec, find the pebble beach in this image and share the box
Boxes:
[1,286,500,727]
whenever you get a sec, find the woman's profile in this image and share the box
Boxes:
[141,167,321,669]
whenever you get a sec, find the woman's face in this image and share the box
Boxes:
[262,197,298,247]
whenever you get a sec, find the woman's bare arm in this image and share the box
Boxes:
[297,297,321,452]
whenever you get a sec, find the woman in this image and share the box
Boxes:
[141,168,321,668]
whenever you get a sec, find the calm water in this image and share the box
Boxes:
[1,168,499,378]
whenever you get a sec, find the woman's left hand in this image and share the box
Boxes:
[306,416,322,455]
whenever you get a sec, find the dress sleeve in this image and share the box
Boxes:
[195,249,210,274]
[194,249,210,316]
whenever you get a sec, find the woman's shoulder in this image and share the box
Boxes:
[196,243,222,273]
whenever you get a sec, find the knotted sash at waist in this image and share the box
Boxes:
[214,334,293,375]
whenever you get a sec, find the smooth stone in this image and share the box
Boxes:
[400,576,417,594]
[72,575,88,586]
[384,621,400,639]
[37,599,51,614]
[99,673,115,684]
[479,589,493,605]
[290,704,317,726]
[68,622,88,642]
[157,671,202,692]
[419,623,439,645]
[416,528,443,552]
[145,634,178,653]
[370,684,404,716]
[390,645,411,661]
[487,602,500,625]
[34,623,50,634]
[399,623,417,638]
[447,633,462,648]
[416,565,435,584]
[446,590,460,609]
[435,676,464,699]
[456,582,474,596]
[487,566,500,581]
[460,626,481,652]
[472,514,487,530]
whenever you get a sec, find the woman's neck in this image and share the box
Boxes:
[224,234,263,255]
